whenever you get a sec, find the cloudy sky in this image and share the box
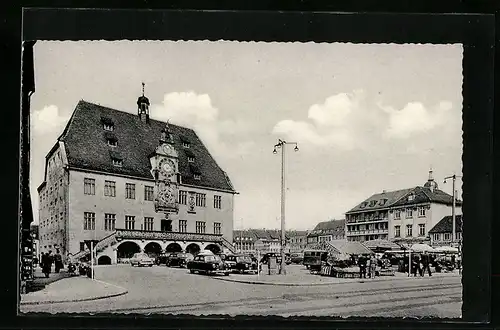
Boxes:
[29,41,463,230]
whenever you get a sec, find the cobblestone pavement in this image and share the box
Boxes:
[21,264,462,318]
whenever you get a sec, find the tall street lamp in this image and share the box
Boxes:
[443,174,462,252]
[273,139,299,275]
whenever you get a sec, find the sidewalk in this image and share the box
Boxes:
[21,276,128,305]
[213,267,460,286]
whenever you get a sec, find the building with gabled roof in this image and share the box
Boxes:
[37,90,237,264]
[344,170,462,246]
[428,215,463,247]
[306,219,345,246]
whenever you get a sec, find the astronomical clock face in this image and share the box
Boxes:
[159,158,175,178]
[157,182,177,206]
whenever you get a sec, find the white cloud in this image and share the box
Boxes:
[381,100,455,139]
[151,91,255,160]
[272,91,363,150]
[31,105,69,135]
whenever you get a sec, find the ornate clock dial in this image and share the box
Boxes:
[159,158,175,178]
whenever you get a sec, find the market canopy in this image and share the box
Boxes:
[433,246,459,253]
[362,239,402,251]
[410,243,435,253]
[331,241,374,256]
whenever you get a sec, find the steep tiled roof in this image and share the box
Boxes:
[308,219,345,237]
[346,188,414,213]
[428,215,463,234]
[346,186,460,214]
[58,100,235,192]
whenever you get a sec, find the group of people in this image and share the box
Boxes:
[357,254,378,279]
[39,250,64,278]
[410,251,433,277]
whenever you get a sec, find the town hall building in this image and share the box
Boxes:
[37,86,237,264]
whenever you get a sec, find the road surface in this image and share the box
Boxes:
[21,264,462,318]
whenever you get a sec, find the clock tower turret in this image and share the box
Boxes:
[149,123,180,214]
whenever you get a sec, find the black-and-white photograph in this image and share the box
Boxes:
[20,40,463,318]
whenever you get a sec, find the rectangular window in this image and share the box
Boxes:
[444,233,451,240]
[84,212,95,230]
[418,224,426,236]
[194,174,201,180]
[456,232,462,240]
[418,206,426,217]
[144,217,154,231]
[214,222,221,235]
[188,157,195,163]
[195,193,206,207]
[104,213,116,231]
[406,224,413,237]
[394,210,401,219]
[179,190,187,205]
[125,215,135,230]
[394,226,400,237]
[213,195,222,209]
[144,185,154,201]
[179,220,187,233]
[196,221,206,234]
[80,242,86,251]
[125,183,136,199]
[406,209,413,218]
[433,233,440,241]
[104,180,116,197]
[84,178,95,195]
[182,142,190,148]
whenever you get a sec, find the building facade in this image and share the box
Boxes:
[38,94,237,264]
[428,215,463,247]
[306,220,345,246]
[288,231,309,253]
[233,229,294,254]
[344,171,462,246]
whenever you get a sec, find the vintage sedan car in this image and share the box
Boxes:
[130,252,154,267]
[225,254,258,274]
[187,254,230,276]
[290,253,304,264]
[166,253,194,268]
[155,253,173,265]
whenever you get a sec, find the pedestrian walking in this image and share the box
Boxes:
[411,255,419,277]
[358,255,367,278]
[54,249,63,273]
[420,251,432,276]
[42,250,53,278]
[369,255,377,279]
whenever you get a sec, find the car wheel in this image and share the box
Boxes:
[190,269,195,274]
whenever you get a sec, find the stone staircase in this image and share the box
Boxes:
[221,236,236,254]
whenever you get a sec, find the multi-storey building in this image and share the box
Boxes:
[344,170,462,247]
[37,91,237,264]
[306,219,345,246]
[428,215,463,247]
[288,230,309,253]
[232,229,293,254]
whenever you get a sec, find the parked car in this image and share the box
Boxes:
[130,252,154,267]
[166,252,194,268]
[155,253,172,265]
[225,254,258,274]
[290,252,304,264]
[187,254,230,276]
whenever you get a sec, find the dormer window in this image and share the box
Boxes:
[360,202,368,208]
[101,117,114,131]
[188,156,195,163]
[107,139,117,147]
[194,174,201,180]
[103,124,114,131]
[112,159,123,167]
[408,194,415,201]
[180,135,191,148]
[183,142,190,148]
[369,200,377,207]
